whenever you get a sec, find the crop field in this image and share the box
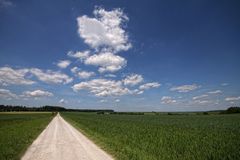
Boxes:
[62,112,240,160]
[0,112,53,160]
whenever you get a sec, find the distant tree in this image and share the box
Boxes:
[225,107,240,114]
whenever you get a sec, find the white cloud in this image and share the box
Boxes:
[192,94,208,100]
[100,99,107,103]
[77,71,95,79]
[225,96,240,101]
[57,60,71,69]
[104,74,116,78]
[161,96,176,104]
[77,7,131,52]
[193,100,210,105]
[59,98,67,104]
[22,90,53,98]
[133,89,144,95]
[115,99,120,102]
[0,67,72,85]
[84,52,126,73]
[71,67,79,74]
[170,84,199,93]
[221,83,229,86]
[0,88,17,99]
[129,89,143,95]
[67,51,90,60]
[123,74,143,86]
[72,78,130,97]
[30,68,73,84]
[0,67,35,86]
[139,82,161,90]
[0,0,13,8]
[208,90,222,94]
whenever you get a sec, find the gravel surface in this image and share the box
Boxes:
[21,114,113,160]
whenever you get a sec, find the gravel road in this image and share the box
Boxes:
[21,114,113,160]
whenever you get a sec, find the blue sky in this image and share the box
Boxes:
[0,0,240,111]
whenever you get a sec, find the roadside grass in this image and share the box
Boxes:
[62,112,240,160]
[0,112,54,160]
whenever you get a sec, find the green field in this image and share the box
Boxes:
[0,112,53,160]
[62,112,240,160]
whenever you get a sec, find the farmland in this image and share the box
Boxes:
[62,112,240,160]
[0,112,53,160]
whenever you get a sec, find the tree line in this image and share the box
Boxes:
[0,105,114,113]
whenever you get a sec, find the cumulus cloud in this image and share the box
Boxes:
[115,99,120,102]
[84,52,126,73]
[208,90,222,94]
[71,67,79,74]
[0,67,72,85]
[67,51,90,60]
[0,67,35,86]
[225,96,240,101]
[77,7,131,52]
[72,78,130,97]
[123,74,143,86]
[0,88,17,99]
[170,84,199,93]
[30,68,73,84]
[77,71,95,79]
[22,90,53,98]
[139,82,161,90]
[192,94,208,100]
[57,60,71,69]
[161,96,176,104]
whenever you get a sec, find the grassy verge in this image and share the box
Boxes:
[0,112,54,160]
[62,112,240,160]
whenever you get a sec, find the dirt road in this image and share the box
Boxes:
[21,114,113,160]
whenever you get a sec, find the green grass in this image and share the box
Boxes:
[62,112,240,160]
[0,112,54,160]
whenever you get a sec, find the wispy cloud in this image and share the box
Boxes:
[0,0,13,8]
[170,84,200,93]
[225,96,240,101]
[104,74,116,78]
[0,88,17,100]
[139,82,161,90]
[192,94,208,100]
[221,83,229,86]
[208,90,222,94]
[59,98,67,104]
